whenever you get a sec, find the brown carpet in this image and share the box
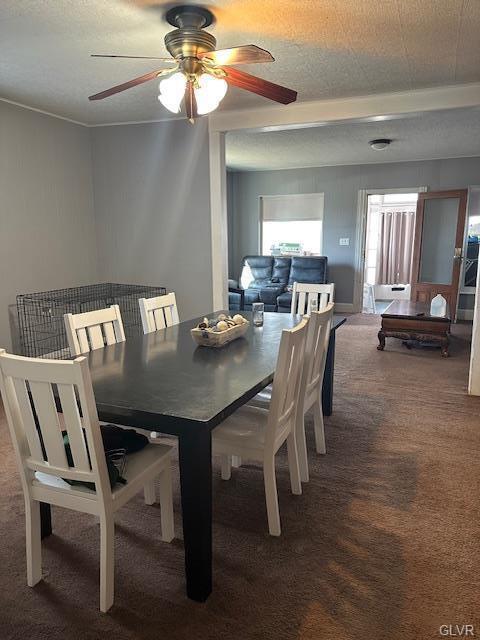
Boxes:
[1,314,480,640]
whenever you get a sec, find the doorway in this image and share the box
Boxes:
[361,191,420,314]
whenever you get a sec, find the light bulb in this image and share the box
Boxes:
[158,72,187,113]
[194,74,228,115]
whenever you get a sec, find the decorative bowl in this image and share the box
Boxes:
[191,319,250,348]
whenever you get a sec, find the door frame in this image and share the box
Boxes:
[353,186,428,313]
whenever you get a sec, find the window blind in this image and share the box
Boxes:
[261,193,324,222]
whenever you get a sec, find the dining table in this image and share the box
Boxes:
[40,311,346,602]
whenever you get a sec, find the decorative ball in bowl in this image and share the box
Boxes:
[191,313,249,348]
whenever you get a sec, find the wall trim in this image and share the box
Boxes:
[88,115,185,128]
[5,79,480,132]
[0,97,87,127]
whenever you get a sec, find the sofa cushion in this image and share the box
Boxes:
[288,256,328,285]
[240,256,273,289]
[258,285,285,306]
[271,257,291,286]
[277,291,293,310]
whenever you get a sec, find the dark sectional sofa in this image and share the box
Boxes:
[229,255,328,313]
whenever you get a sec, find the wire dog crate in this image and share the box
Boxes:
[17,283,166,358]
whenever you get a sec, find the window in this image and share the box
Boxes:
[260,193,324,256]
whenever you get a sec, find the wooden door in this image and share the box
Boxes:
[411,190,468,316]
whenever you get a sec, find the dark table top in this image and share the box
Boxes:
[382,300,451,322]
[86,311,346,434]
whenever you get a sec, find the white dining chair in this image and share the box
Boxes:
[249,304,334,483]
[291,282,335,315]
[213,317,308,536]
[139,292,179,334]
[64,305,125,356]
[0,349,174,613]
[295,304,333,480]
[64,306,168,443]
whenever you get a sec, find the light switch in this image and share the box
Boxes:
[339,237,350,246]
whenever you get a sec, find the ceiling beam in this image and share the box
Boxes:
[209,82,480,133]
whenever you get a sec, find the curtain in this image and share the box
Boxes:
[375,210,415,284]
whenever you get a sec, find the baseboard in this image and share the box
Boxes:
[334,303,355,313]
[457,308,474,321]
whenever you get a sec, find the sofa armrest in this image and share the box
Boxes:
[228,286,245,311]
[228,278,239,289]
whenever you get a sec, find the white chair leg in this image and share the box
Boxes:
[231,455,242,468]
[25,499,42,587]
[144,480,156,505]
[221,455,232,480]
[99,515,115,613]
[263,456,281,536]
[295,410,309,484]
[159,465,174,543]
[313,400,326,454]
[286,432,302,496]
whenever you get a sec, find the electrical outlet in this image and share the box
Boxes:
[339,237,350,246]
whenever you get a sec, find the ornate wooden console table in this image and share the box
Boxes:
[378,300,451,357]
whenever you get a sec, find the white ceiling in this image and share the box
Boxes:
[1,0,480,125]
[225,107,480,170]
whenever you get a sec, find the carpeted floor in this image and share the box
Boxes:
[1,314,480,640]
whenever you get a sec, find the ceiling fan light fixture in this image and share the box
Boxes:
[158,71,187,113]
[194,73,228,115]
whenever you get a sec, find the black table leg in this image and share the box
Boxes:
[322,331,336,416]
[178,429,212,602]
[40,502,52,539]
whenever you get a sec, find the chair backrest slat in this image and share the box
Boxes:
[0,350,111,502]
[266,317,308,445]
[103,322,116,345]
[139,293,179,334]
[87,325,104,351]
[77,327,90,354]
[11,377,45,461]
[57,383,90,471]
[153,308,167,330]
[29,380,68,468]
[291,282,335,315]
[64,305,125,356]
[302,303,334,402]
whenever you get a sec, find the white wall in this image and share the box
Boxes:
[0,102,98,350]
[227,157,480,305]
[90,118,213,322]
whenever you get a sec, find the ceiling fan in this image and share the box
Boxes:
[88,4,297,121]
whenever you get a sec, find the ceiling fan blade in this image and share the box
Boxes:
[198,45,274,66]
[222,67,297,105]
[91,54,174,61]
[185,81,197,122]
[88,68,168,101]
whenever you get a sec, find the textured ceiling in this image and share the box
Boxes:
[0,0,480,124]
[225,107,480,170]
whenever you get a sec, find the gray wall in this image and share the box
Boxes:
[0,102,98,350]
[228,157,480,305]
[90,119,212,322]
